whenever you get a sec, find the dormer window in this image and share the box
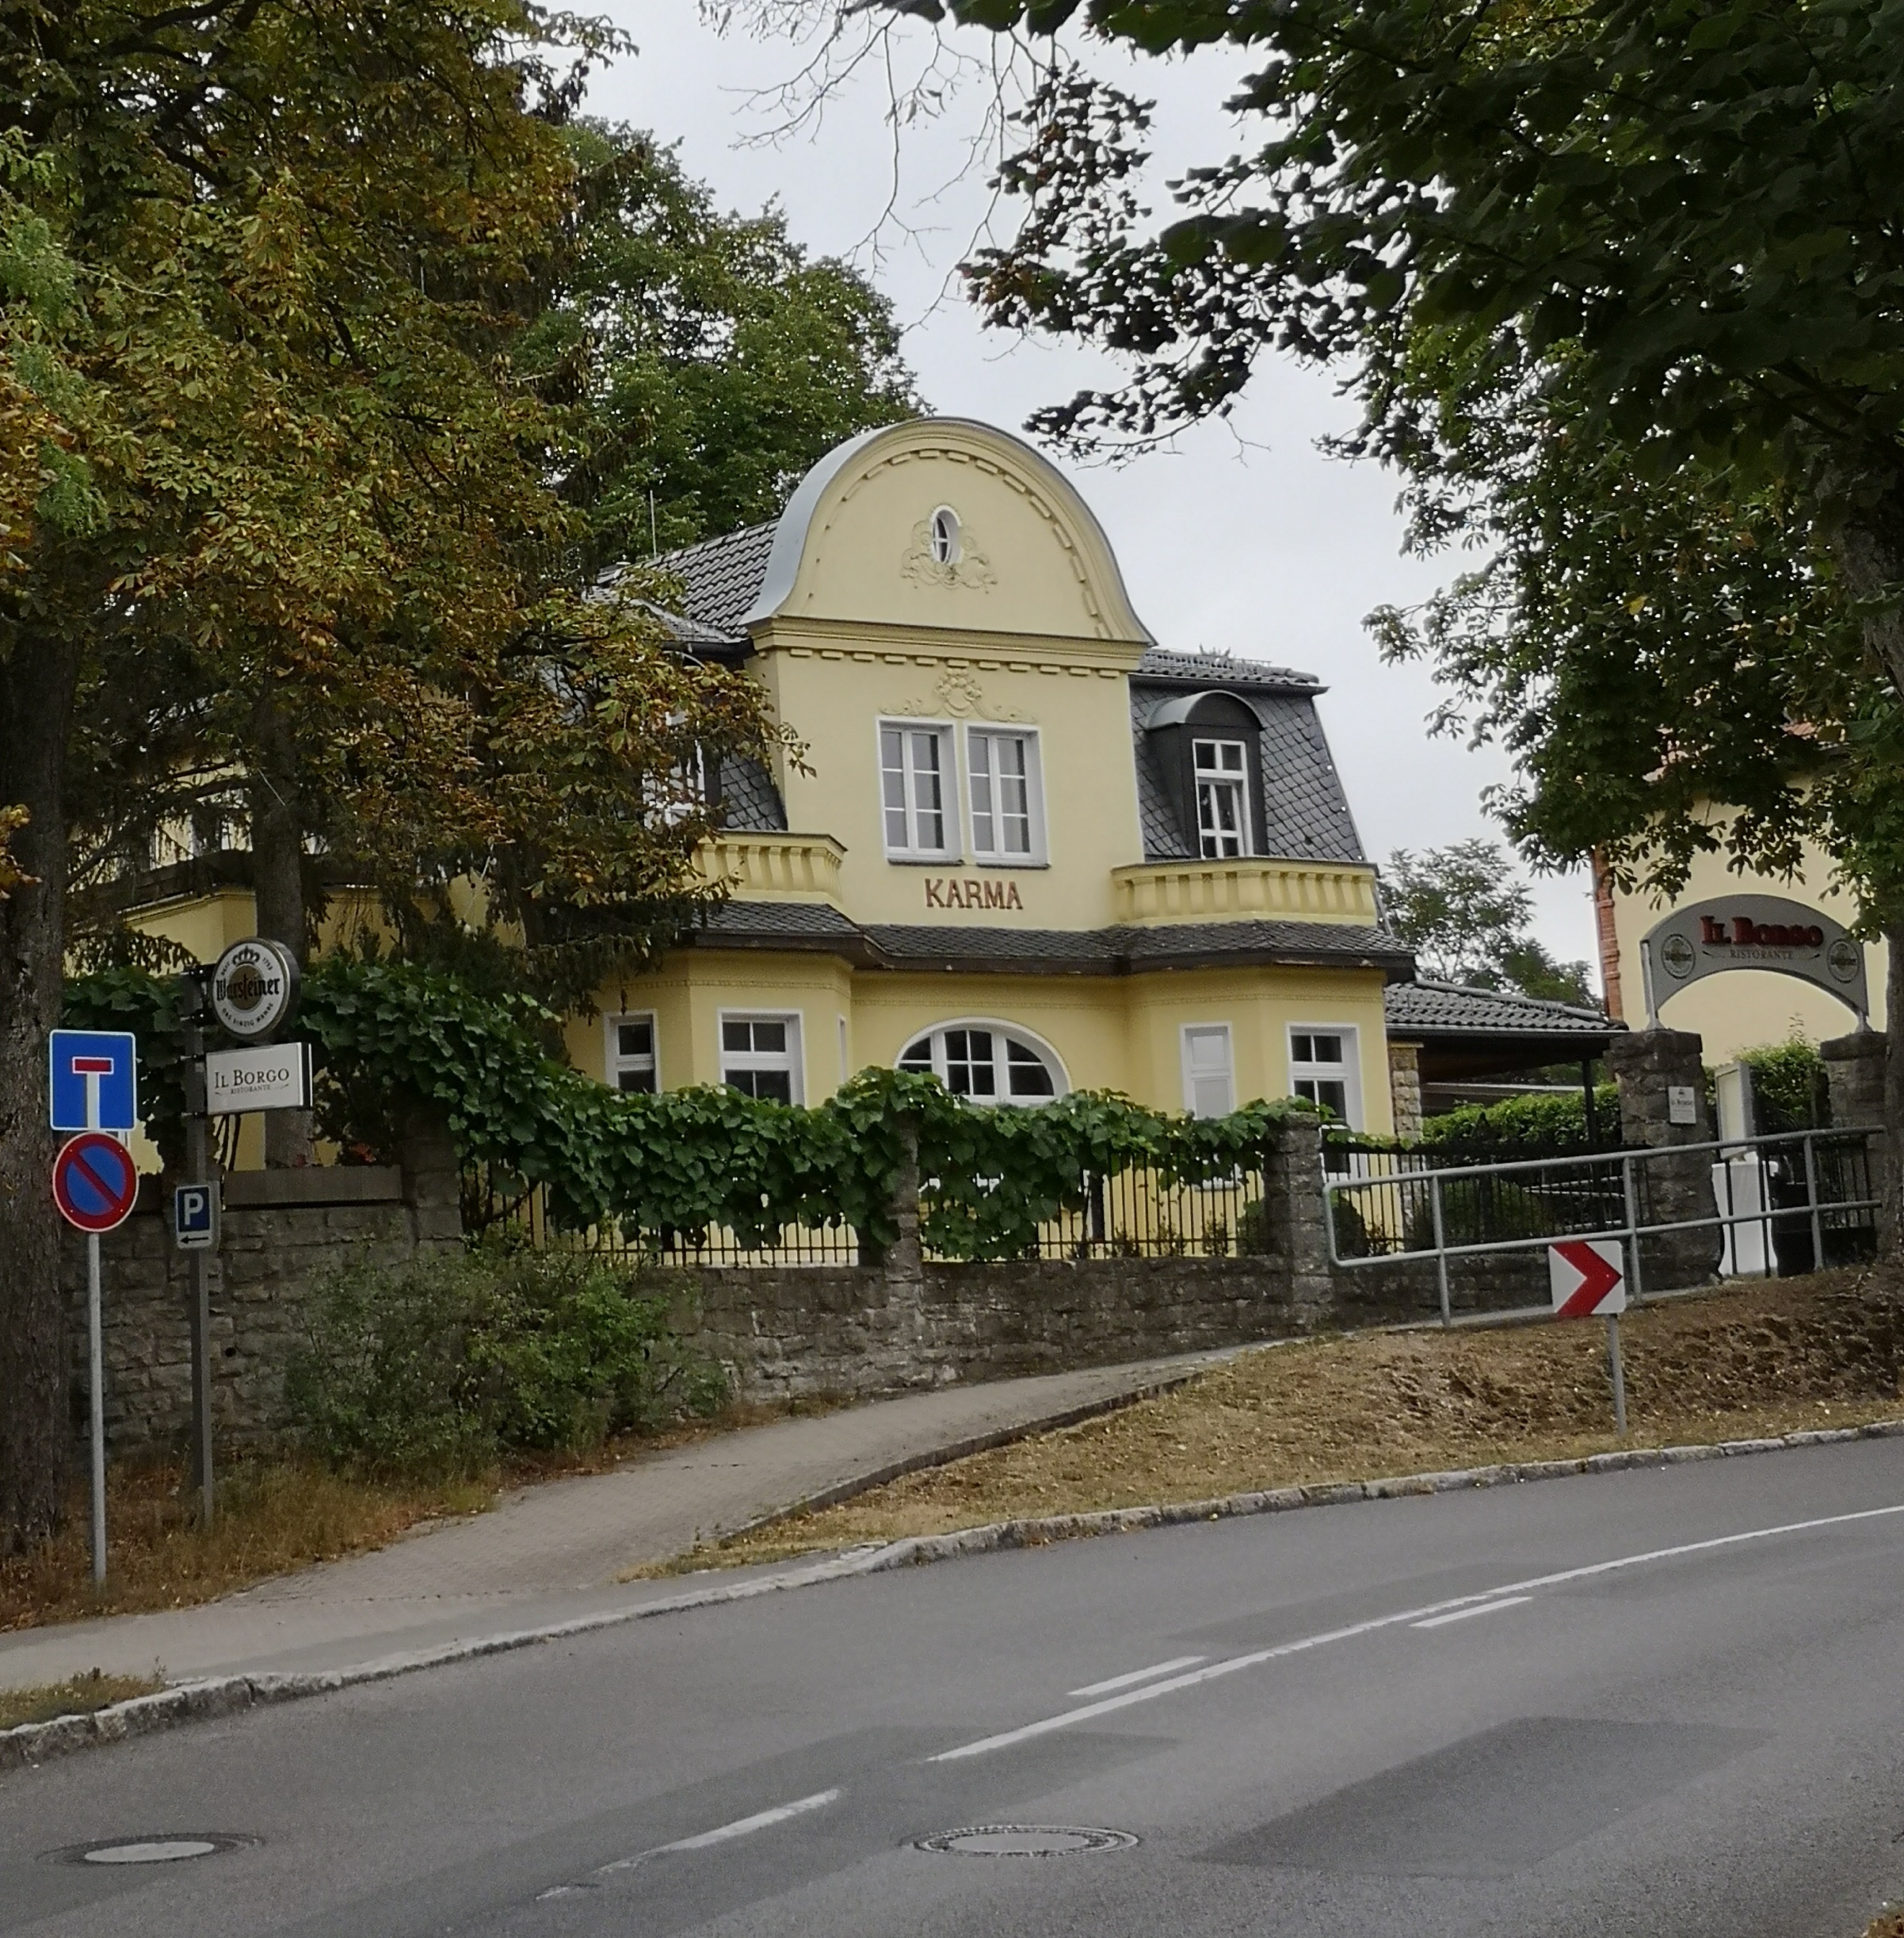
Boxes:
[1145,690,1268,860]
[929,505,961,565]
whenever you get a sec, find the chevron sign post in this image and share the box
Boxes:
[1549,1238,1630,1436]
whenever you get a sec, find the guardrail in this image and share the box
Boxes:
[1324,1127,1883,1325]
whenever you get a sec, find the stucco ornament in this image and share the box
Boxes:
[902,518,996,591]
[883,667,1028,721]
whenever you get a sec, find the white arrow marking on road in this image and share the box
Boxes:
[928,1499,1904,1763]
[1070,1655,1206,1696]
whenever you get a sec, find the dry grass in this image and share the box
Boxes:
[0,1391,853,1635]
[0,1669,166,1732]
[0,1457,492,1633]
[1862,1917,1904,1938]
[687,1272,1904,1571]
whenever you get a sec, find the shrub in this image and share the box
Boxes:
[1402,1176,1555,1251]
[284,1247,727,1478]
[1738,1037,1827,1130]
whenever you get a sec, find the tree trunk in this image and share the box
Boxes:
[0,629,81,1553]
[1887,925,1904,1254]
[250,690,313,1167]
[1830,506,1904,1260]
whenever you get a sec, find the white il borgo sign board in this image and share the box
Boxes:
[1548,1238,1627,1318]
[204,1042,312,1115]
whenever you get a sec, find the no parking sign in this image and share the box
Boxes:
[52,1131,139,1234]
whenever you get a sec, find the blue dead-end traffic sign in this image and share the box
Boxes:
[49,1030,139,1133]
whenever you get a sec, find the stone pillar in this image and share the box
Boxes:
[1605,1026,1721,1293]
[1821,1028,1894,1255]
[399,1103,464,1250]
[1261,1116,1333,1325]
[1387,1040,1424,1143]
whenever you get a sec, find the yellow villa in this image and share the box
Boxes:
[570,418,1409,1128]
[124,416,1422,1133]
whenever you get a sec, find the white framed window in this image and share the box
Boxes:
[967,725,1045,864]
[1181,1024,1235,1119]
[721,1012,803,1104]
[605,1013,658,1094]
[898,1020,1066,1104]
[1288,1025,1360,1127]
[879,720,958,860]
[1193,738,1251,857]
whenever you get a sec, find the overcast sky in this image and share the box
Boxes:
[586,4,1601,977]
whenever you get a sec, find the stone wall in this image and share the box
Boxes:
[64,1167,459,1455]
[680,1118,1338,1401]
[683,1253,1330,1402]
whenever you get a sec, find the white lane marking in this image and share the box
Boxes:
[1411,1595,1532,1630]
[928,1499,1904,1763]
[1070,1655,1206,1696]
[539,1787,844,1894]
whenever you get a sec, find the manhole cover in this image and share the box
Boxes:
[912,1825,1139,1857]
[52,1833,257,1867]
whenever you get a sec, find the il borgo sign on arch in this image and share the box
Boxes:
[1640,893,1869,1022]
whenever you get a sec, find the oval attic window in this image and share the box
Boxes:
[929,505,961,565]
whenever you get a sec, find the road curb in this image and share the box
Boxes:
[6,1412,1902,1776]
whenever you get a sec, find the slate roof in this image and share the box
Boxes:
[653,523,776,644]
[715,754,787,832]
[1133,647,1320,692]
[679,906,1413,978]
[1385,979,1619,1043]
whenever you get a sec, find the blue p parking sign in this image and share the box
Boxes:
[173,1182,219,1252]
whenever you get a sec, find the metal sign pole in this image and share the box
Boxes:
[87,1230,106,1585]
[178,977,217,1529]
[1607,1313,1627,1438]
[185,1100,215,1527]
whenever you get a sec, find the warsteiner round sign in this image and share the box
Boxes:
[211,937,300,1043]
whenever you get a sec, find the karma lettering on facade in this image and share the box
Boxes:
[925,877,1024,910]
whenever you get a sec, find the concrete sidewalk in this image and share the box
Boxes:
[0,1349,1235,1697]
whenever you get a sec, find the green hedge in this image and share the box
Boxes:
[64,961,1312,1261]
[1420,1083,1621,1156]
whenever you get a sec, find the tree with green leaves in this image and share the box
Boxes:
[532,124,920,570]
[0,2,787,1551]
[1385,841,1593,1005]
[836,0,1904,1227]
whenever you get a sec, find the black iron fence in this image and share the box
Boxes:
[462,1155,1281,1266]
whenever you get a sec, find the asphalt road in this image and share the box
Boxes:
[10,1438,1904,1938]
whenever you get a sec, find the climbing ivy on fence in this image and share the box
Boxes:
[64,961,1312,1259]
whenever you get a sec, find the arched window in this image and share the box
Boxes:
[929,505,961,565]
[899,1021,1066,1102]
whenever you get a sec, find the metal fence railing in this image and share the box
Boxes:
[1324,1126,1883,1325]
[462,1158,1280,1266]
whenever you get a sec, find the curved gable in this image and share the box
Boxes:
[739,418,1154,647]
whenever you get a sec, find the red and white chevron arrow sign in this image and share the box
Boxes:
[1548,1238,1627,1318]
